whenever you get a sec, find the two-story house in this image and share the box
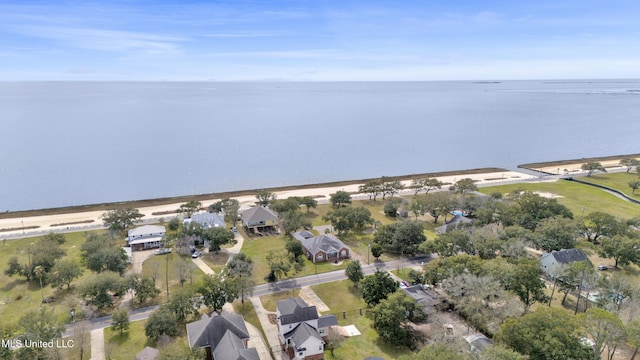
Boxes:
[276,297,338,360]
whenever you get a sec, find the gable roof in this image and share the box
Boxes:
[286,322,323,349]
[292,230,315,241]
[435,215,473,233]
[317,315,338,328]
[136,346,159,360]
[277,297,318,325]
[544,248,589,265]
[186,311,250,350]
[128,225,166,237]
[213,331,259,360]
[241,206,278,223]
[299,234,348,255]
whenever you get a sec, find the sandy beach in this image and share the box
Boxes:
[2,156,636,240]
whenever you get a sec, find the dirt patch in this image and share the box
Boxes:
[268,313,277,325]
[534,191,564,199]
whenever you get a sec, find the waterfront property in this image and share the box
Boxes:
[127,225,166,251]
[183,212,227,229]
[276,297,338,360]
[539,248,589,278]
[240,206,279,234]
[435,214,473,234]
[293,231,350,263]
[186,311,259,360]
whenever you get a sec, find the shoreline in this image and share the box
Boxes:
[2,153,638,239]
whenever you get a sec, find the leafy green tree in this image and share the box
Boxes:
[502,258,548,312]
[329,190,352,207]
[16,307,65,359]
[534,217,578,252]
[423,191,457,223]
[579,308,625,360]
[627,320,640,360]
[111,309,130,335]
[412,177,443,196]
[361,269,398,306]
[34,265,45,302]
[582,161,607,176]
[372,292,424,347]
[358,180,382,201]
[82,233,129,274]
[266,251,292,281]
[468,225,502,259]
[323,206,373,235]
[280,210,310,234]
[495,307,591,360]
[380,176,405,199]
[370,243,383,260]
[177,200,202,218]
[145,307,179,341]
[620,158,639,172]
[226,253,254,277]
[514,192,573,231]
[299,196,317,213]
[451,178,478,198]
[203,227,235,252]
[255,190,276,207]
[220,198,240,225]
[100,208,144,236]
[422,230,472,258]
[167,289,200,323]
[79,272,126,310]
[579,211,623,243]
[49,258,83,289]
[270,198,302,214]
[127,274,160,304]
[599,234,640,268]
[198,273,239,312]
[43,232,66,244]
[374,220,426,255]
[285,239,305,258]
[629,180,640,194]
[383,197,404,217]
[168,217,181,231]
[345,260,364,288]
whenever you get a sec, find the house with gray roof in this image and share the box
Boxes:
[435,215,473,234]
[276,297,338,360]
[293,232,350,263]
[464,333,492,353]
[127,225,166,251]
[240,206,279,233]
[184,212,226,229]
[401,285,441,316]
[186,311,258,360]
[540,248,590,278]
[136,346,159,360]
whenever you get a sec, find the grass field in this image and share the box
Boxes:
[199,251,229,273]
[311,280,411,359]
[259,289,300,312]
[104,320,151,360]
[141,254,207,300]
[577,172,640,200]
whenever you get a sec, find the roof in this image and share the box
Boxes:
[276,297,318,325]
[285,322,323,348]
[185,212,226,228]
[186,311,250,350]
[136,346,159,360]
[292,230,315,241]
[464,333,492,352]
[542,248,589,265]
[317,315,338,328]
[128,236,163,245]
[128,225,166,237]
[299,234,348,255]
[213,331,260,360]
[402,285,440,315]
[435,215,473,233]
[241,206,279,224]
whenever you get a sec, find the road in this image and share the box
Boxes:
[61,254,431,337]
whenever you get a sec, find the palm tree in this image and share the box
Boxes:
[34,265,45,302]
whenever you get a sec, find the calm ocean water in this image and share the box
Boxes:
[1,80,639,211]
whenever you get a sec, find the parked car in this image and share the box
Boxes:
[154,248,172,255]
[597,265,608,271]
[232,226,238,232]
[191,251,202,258]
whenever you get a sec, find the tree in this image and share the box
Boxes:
[620,158,639,173]
[280,210,310,234]
[383,197,404,217]
[34,265,45,302]
[323,206,373,235]
[381,176,405,199]
[345,260,364,288]
[630,180,640,195]
[423,230,472,258]
[599,234,640,268]
[370,243,383,260]
[329,190,352,207]
[167,289,200,323]
[579,211,623,244]
[271,198,301,214]
[372,292,424,347]
[17,307,65,358]
[111,309,130,335]
[412,177,443,195]
[579,308,625,360]
[325,327,344,358]
[145,307,179,341]
[374,221,426,256]
[285,240,305,258]
[627,320,640,360]
[502,258,548,312]
[398,344,467,360]
[358,180,382,201]
[266,251,292,281]
[127,275,160,304]
[82,233,129,274]
[582,161,607,176]
[49,258,83,289]
[168,217,181,231]
[221,198,240,225]
[361,269,398,306]
[534,217,578,252]
[494,307,591,360]
[515,192,573,231]
[101,208,144,236]
[203,227,234,252]
[177,200,202,218]
[43,231,66,244]
[79,272,126,310]
[198,273,239,312]
[451,178,478,198]
[423,191,457,223]
[255,190,276,207]
[299,196,318,213]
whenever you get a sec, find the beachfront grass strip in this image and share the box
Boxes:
[480,180,640,219]
[259,289,301,312]
[311,280,411,359]
[104,320,150,360]
[576,172,640,200]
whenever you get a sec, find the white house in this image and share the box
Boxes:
[127,225,166,251]
[540,248,589,278]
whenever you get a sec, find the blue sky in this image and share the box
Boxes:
[1,0,639,80]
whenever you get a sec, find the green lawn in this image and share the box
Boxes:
[141,254,206,300]
[311,280,411,359]
[576,172,640,200]
[480,179,640,219]
[200,251,229,273]
[259,289,300,312]
[104,320,151,360]
[232,299,268,342]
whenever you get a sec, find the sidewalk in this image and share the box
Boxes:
[89,328,105,360]
[250,296,290,360]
